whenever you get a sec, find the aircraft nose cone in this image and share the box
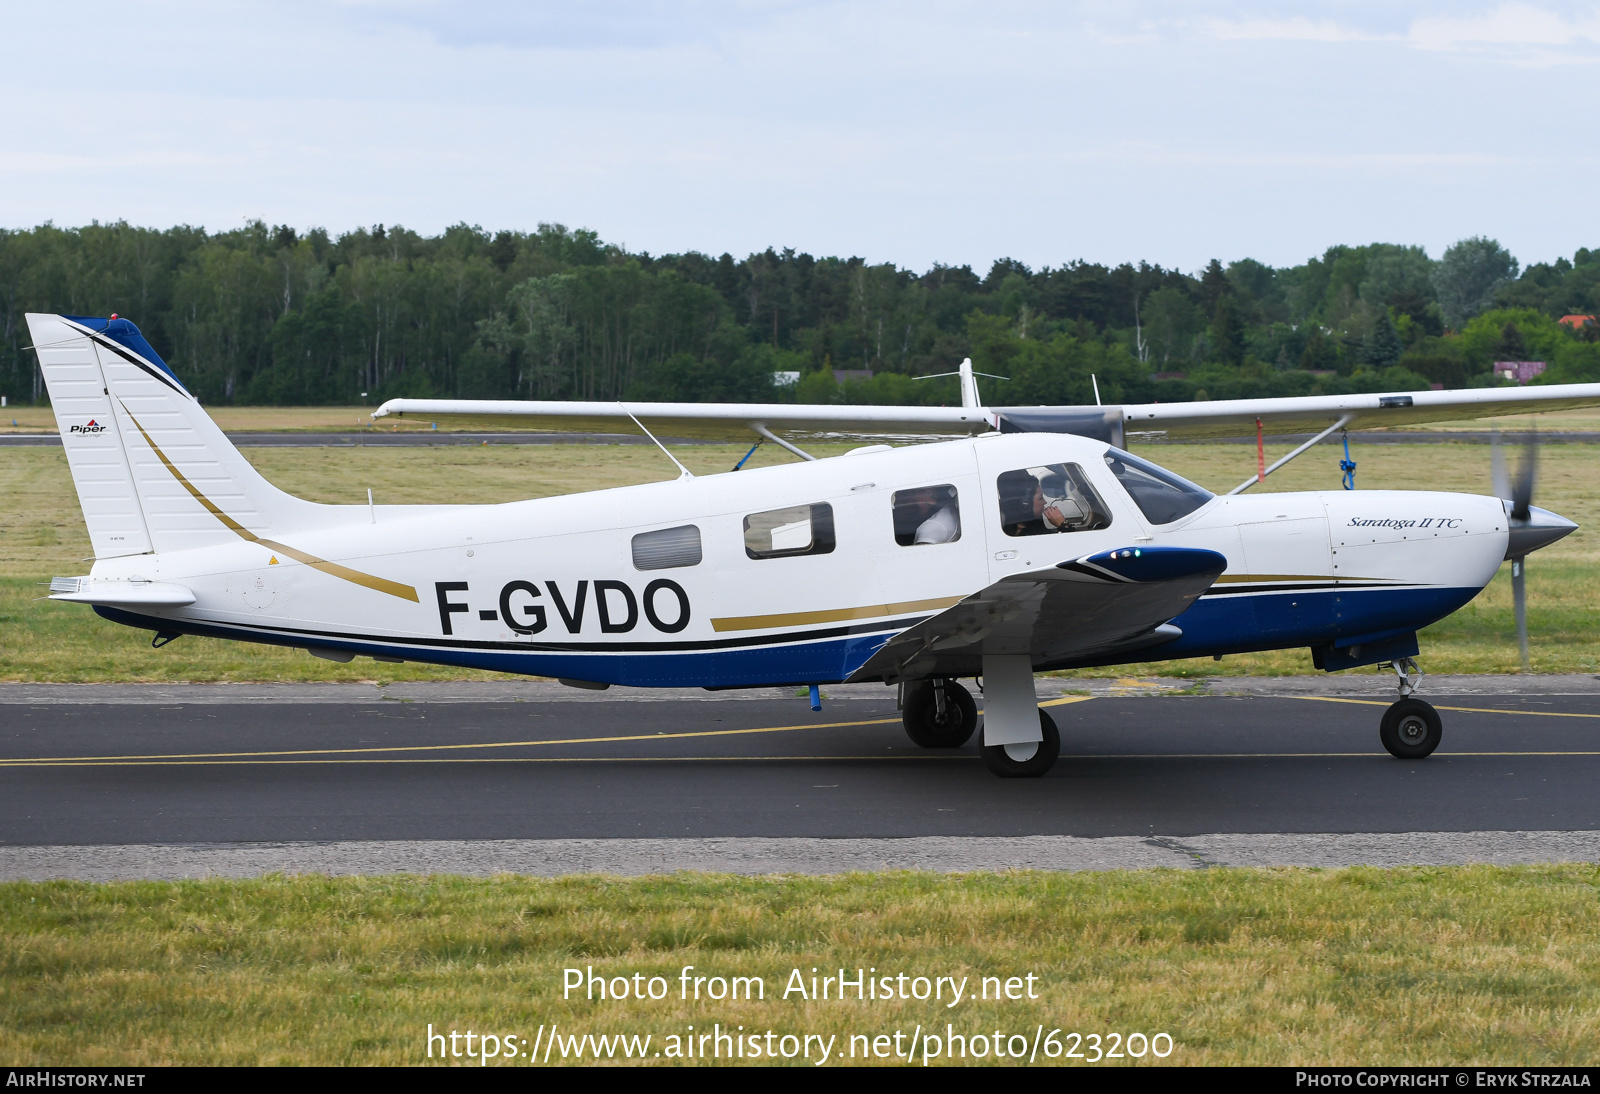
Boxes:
[1505,505,1578,559]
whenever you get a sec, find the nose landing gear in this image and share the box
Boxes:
[1380,657,1441,759]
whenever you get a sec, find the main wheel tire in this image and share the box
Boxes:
[902,678,978,748]
[979,709,1061,778]
[1380,698,1441,759]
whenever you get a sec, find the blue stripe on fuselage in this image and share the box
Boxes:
[94,583,1479,687]
[1056,584,1480,670]
[92,605,897,688]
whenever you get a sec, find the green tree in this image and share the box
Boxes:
[1299,329,1336,372]
[1210,293,1246,366]
[1432,237,1519,330]
[1363,309,1403,370]
[1142,287,1199,365]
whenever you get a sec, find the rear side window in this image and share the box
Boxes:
[891,485,961,546]
[1103,449,1213,525]
[996,464,1112,537]
[632,525,702,570]
[744,503,836,559]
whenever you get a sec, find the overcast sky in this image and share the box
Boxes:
[3,1,1596,273]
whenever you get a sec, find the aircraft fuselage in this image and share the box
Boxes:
[84,432,1512,687]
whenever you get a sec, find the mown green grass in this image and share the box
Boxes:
[1,436,1596,681]
[4,868,1600,1065]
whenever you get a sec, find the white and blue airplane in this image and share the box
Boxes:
[26,312,1591,776]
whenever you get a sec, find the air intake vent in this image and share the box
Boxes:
[632,525,702,570]
[49,577,82,594]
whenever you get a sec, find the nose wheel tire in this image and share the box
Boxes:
[1380,698,1442,759]
[980,710,1061,778]
[902,678,978,748]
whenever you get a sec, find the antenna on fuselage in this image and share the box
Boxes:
[620,403,694,480]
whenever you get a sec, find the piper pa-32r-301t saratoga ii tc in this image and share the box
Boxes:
[29,313,1595,777]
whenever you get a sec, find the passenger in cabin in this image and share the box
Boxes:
[893,486,961,546]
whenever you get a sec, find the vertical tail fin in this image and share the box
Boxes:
[958,357,981,410]
[26,313,323,558]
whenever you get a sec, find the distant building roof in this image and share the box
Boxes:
[1494,360,1546,384]
[1559,314,1596,329]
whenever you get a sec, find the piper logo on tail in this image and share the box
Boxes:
[69,419,106,434]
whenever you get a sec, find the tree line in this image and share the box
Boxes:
[1,220,1597,409]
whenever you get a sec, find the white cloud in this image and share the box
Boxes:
[1409,3,1600,53]
[1205,16,1381,43]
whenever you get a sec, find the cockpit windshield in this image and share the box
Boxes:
[1102,448,1214,525]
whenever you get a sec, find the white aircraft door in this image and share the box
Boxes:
[870,449,988,613]
[976,443,1128,584]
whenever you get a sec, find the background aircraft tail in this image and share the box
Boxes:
[26,312,326,559]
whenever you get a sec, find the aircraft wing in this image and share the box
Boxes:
[1051,382,1600,441]
[369,398,988,442]
[846,545,1226,682]
[373,382,1600,445]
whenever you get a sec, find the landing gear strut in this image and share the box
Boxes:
[1380,657,1441,759]
[901,678,978,748]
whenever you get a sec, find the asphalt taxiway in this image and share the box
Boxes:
[5,675,1600,878]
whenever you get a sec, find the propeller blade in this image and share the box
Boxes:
[1513,429,1537,522]
[1491,431,1510,502]
[1513,556,1530,672]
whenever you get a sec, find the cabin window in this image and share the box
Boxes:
[744,503,836,559]
[1103,448,1213,525]
[632,524,702,570]
[996,464,1112,537]
[891,485,961,546]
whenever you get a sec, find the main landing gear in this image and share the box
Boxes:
[901,678,978,748]
[980,709,1061,778]
[1380,657,1442,759]
[901,656,1062,778]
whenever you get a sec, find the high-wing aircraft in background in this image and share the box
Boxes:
[27,313,1594,776]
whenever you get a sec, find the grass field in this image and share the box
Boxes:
[1,424,1597,681]
[1,405,395,433]
[3,867,1599,1066]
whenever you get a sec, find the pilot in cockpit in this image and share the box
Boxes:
[998,467,1095,536]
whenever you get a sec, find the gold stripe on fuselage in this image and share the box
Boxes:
[710,595,964,633]
[121,405,420,603]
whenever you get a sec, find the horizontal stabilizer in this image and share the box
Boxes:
[48,577,196,607]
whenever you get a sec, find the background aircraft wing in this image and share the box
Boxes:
[846,545,1226,682]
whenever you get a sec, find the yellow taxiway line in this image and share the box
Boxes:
[0,695,1092,768]
[1291,696,1600,718]
[9,692,1595,769]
